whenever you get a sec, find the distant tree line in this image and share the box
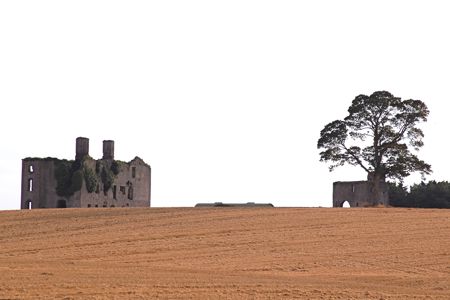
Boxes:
[389,181,450,208]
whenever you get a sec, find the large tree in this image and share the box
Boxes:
[318,91,431,202]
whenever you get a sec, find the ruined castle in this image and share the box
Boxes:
[332,174,389,207]
[21,137,151,209]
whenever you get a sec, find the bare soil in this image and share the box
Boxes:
[1,207,449,299]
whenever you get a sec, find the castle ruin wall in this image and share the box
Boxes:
[333,180,389,207]
[21,137,151,209]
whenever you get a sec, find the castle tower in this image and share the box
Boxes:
[103,140,114,160]
[75,137,89,160]
[22,137,151,209]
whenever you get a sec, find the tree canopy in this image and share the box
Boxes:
[318,91,431,182]
[389,181,450,208]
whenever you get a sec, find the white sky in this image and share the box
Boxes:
[1,1,450,210]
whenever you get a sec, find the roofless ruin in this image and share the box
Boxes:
[21,137,151,209]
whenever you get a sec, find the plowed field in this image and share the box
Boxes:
[1,208,449,299]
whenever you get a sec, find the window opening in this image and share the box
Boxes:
[113,185,117,199]
[120,186,126,195]
[26,200,32,209]
[29,165,34,173]
[132,167,136,178]
[28,178,33,192]
[128,186,133,200]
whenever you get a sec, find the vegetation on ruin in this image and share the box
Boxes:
[96,159,126,194]
[100,164,114,194]
[54,157,123,197]
[83,167,98,193]
[54,160,83,197]
[111,161,120,175]
[318,91,431,202]
[24,157,66,162]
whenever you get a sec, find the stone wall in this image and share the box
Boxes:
[78,157,151,208]
[21,159,51,209]
[21,159,81,209]
[21,138,151,209]
[333,180,389,207]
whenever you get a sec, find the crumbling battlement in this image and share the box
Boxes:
[21,137,151,209]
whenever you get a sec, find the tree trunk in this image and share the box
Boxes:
[369,172,383,206]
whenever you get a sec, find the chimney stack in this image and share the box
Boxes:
[75,137,89,160]
[102,140,114,160]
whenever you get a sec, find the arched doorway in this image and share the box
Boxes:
[57,199,67,208]
[341,201,351,208]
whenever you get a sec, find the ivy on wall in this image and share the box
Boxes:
[83,167,98,193]
[100,165,114,194]
[54,160,83,197]
[54,157,122,197]
[111,161,120,175]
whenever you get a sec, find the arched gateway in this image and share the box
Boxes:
[333,180,389,208]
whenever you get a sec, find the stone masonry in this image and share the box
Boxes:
[21,137,151,209]
[333,176,389,207]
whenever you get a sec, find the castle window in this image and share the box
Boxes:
[26,200,32,209]
[95,204,98,207]
[113,185,117,199]
[120,186,126,195]
[28,179,33,192]
[352,184,355,193]
[87,204,91,208]
[128,186,134,200]
[132,167,136,178]
[29,165,34,173]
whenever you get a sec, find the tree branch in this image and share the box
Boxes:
[341,143,370,173]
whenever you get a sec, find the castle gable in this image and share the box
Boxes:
[21,138,151,209]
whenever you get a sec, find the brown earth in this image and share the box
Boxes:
[1,207,450,299]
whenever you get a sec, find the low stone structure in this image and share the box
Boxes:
[333,176,389,207]
[195,202,274,208]
[21,137,151,209]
